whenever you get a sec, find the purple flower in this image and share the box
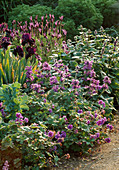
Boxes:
[106,124,113,130]
[24,117,29,123]
[61,131,66,138]
[102,83,108,89]
[68,124,73,130]
[62,29,67,36]
[49,109,52,113]
[71,79,80,89]
[59,16,63,21]
[50,76,58,85]
[42,62,51,71]
[13,46,23,58]
[55,132,61,139]
[87,120,90,125]
[83,60,93,70]
[103,76,111,84]
[0,102,2,108]
[2,160,9,170]
[52,85,59,92]
[96,133,100,138]
[0,109,6,117]
[96,117,107,126]
[44,98,46,103]
[48,131,54,138]
[16,112,22,118]
[57,138,63,143]
[98,100,105,108]
[53,146,57,151]
[105,138,111,143]
[31,83,41,93]
[78,109,83,113]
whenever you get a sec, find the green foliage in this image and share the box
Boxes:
[0,82,28,121]
[0,0,23,22]
[0,47,38,85]
[92,0,118,28]
[65,25,119,107]
[8,4,53,27]
[35,0,58,9]
[54,0,103,39]
[0,120,58,169]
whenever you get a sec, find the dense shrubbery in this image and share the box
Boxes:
[0,18,118,168]
[8,4,53,28]
[92,0,118,28]
[6,0,118,40]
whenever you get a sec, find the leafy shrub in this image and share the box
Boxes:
[54,0,103,39]
[8,4,53,27]
[92,0,118,28]
[35,0,58,9]
[0,119,59,169]
[65,25,119,108]
[0,82,28,121]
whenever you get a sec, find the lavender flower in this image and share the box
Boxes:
[61,131,66,138]
[50,76,58,85]
[78,109,83,113]
[42,62,51,71]
[48,131,54,138]
[71,79,80,89]
[98,100,105,108]
[68,124,73,130]
[2,160,9,170]
[24,117,29,123]
[31,83,41,93]
[87,120,90,125]
[105,138,111,143]
[103,76,111,84]
[106,124,113,130]
[83,60,93,70]
[49,109,52,113]
[55,131,61,139]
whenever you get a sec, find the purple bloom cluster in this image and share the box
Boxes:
[48,131,54,138]
[98,100,106,108]
[67,124,73,130]
[106,124,113,130]
[96,117,107,126]
[15,112,29,125]
[90,132,100,139]
[83,60,93,70]
[31,83,41,93]
[42,62,51,71]
[105,138,111,143]
[2,160,9,170]
[25,66,34,82]
[55,131,66,143]
[50,76,58,85]
[71,79,80,89]
[103,76,111,84]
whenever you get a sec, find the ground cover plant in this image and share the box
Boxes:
[0,16,118,169]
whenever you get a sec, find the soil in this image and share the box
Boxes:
[50,114,119,170]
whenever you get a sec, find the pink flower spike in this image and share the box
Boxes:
[30,16,32,21]
[59,16,63,21]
